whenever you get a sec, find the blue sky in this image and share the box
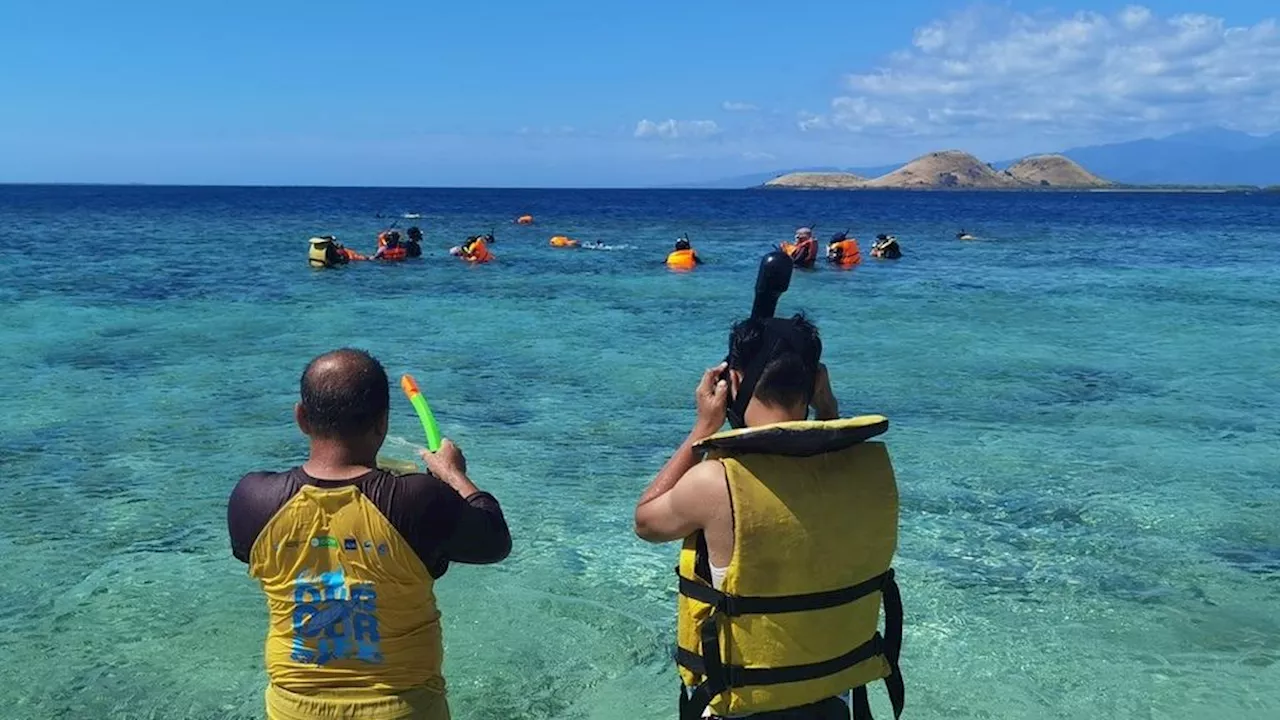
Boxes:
[1,1,1277,186]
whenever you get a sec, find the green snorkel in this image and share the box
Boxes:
[400,374,442,452]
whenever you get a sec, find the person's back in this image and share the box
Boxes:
[375,236,408,261]
[228,348,511,720]
[827,232,861,266]
[309,236,349,268]
[785,228,818,268]
[634,315,904,720]
[873,235,902,260]
[405,227,424,258]
[667,237,702,269]
[462,236,493,263]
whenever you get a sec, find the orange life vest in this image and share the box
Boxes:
[830,239,862,266]
[464,239,493,263]
[666,248,698,270]
[380,245,407,261]
[783,239,817,267]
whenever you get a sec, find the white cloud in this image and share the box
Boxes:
[801,5,1280,138]
[722,101,759,112]
[634,119,721,140]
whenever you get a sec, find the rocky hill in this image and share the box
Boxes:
[1007,154,1109,187]
[764,171,866,189]
[862,150,1020,189]
[757,150,1114,190]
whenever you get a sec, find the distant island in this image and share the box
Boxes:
[672,128,1280,190]
[761,150,1110,190]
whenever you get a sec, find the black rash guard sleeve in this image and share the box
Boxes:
[226,468,512,579]
[227,471,297,563]
[443,491,513,565]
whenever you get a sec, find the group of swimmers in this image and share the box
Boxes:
[779,226,904,269]
[663,227,904,272]
[307,227,427,268]
[309,221,923,272]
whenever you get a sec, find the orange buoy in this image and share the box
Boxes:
[549,235,579,248]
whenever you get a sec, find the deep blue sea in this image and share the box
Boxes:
[1,185,1278,719]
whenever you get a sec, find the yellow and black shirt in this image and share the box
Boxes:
[227,468,510,695]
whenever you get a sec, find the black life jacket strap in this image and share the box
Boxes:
[847,574,906,720]
[851,685,872,720]
[679,569,894,616]
[678,632,885,690]
[883,573,905,719]
[679,613,728,720]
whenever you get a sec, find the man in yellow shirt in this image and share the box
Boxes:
[228,348,512,720]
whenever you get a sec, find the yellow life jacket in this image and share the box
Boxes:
[676,416,904,719]
[247,484,444,695]
[308,237,336,268]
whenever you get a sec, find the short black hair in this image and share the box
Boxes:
[300,348,390,438]
[727,313,822,409]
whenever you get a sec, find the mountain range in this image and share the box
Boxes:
[679,127,1280,189]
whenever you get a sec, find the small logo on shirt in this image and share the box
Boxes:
[343,538,358,551]
[377,543,389,556]
[311,536,339,548]
[363,540,374,551]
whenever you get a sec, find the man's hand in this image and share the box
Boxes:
[420,439,481,497]
[811,363,839,420]
[695,362,730,436]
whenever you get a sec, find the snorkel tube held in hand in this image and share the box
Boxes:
[400,374,442,452]
[724,250,795,428]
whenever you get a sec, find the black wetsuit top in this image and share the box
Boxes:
[227,467,511,577]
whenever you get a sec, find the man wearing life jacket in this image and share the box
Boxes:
[634,314,904,720]
[372,233,408,261]
[405,227,424,258]
[459,235,494,263]
[667,237,703,269]
[784,227,819,268]
[827,231,862,267]
[309,236,351,269]
[227,349,512,720]
[871,235,902,260]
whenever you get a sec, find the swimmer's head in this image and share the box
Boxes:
[296,348,390,446]
[675,237,691,251]
[795,227,813,241]
[726,313,822,422]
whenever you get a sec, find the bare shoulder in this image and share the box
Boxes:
[679,460,729,501]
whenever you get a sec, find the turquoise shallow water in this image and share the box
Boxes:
[1,185,1278,719]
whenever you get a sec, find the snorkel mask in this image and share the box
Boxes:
[723,250,796,429]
